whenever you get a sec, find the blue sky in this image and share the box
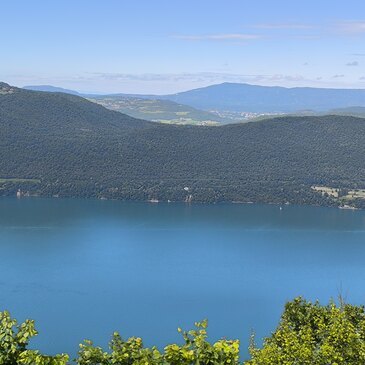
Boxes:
[1,0,365,93]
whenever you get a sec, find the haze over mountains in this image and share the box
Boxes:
[24,82,365,114]
[1,81,365,208]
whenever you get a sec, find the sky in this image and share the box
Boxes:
[1,0,365,94]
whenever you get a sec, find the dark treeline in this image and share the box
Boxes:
[1,83,364,208]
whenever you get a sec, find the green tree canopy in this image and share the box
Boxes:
[76,319,240,365]
[248,297,365,365]
[0,310,68,365]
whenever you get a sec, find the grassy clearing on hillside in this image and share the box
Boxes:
[312,186,365,205]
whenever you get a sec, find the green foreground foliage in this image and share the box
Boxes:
[2,297,365,364]
[248,297,365,364]
[0,311,68,365]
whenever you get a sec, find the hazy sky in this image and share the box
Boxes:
[1,0,365,94]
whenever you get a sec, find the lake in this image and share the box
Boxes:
[1,198,365,360]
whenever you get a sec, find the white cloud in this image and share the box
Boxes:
[336,21,365,34]
[89,72,308,85]
[254,23,315,30]
[346,61,359,66]
[173,21,365,44]
[173,33,261,41]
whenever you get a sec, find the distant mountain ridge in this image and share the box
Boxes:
[24,82,365,113]
[158,83,365,112]
[23,85,82,95]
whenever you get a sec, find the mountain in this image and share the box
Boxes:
[158,83,365,113]
[23,85,82,95]
[1,82,365,208]
[87,95,226,125]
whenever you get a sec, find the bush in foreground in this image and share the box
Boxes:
[248,297,365,365]
[2,297,365,364]
[0,311,68,365]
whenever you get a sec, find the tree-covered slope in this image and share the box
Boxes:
[1,83,365,207]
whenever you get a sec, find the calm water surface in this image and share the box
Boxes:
[1,198,365,359]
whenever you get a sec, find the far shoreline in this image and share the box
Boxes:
[1,193,362,212]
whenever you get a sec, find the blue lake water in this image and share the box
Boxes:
[1,198,365,360]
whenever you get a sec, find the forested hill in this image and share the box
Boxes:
[1,82,365,208]
[0,82,150,130]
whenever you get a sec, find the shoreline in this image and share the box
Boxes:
[2,193,363,211]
